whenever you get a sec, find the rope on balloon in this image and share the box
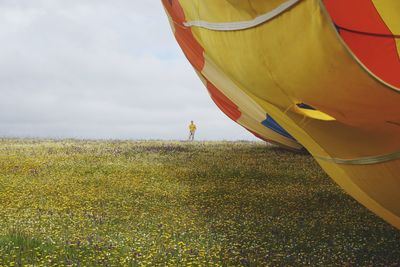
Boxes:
[183,0,301,31]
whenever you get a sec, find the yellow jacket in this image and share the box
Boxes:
[189,123,197,132]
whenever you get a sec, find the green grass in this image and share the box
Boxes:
[0,139,399,266]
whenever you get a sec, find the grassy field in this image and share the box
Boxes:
[0,139,399,266]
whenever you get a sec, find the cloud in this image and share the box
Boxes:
[0,0,257,140]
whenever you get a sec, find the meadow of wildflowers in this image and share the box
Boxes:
[0,139,399,266]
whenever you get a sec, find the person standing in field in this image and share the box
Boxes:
[188,121,197,141]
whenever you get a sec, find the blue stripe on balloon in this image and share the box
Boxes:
[261,115,295,140]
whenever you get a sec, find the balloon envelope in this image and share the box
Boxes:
[162,0,400,229]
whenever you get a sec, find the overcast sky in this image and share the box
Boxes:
[0,0,256,140]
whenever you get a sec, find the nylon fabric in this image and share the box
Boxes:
[323,0,400,88]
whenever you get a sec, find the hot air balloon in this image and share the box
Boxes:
[162,0,400,229]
